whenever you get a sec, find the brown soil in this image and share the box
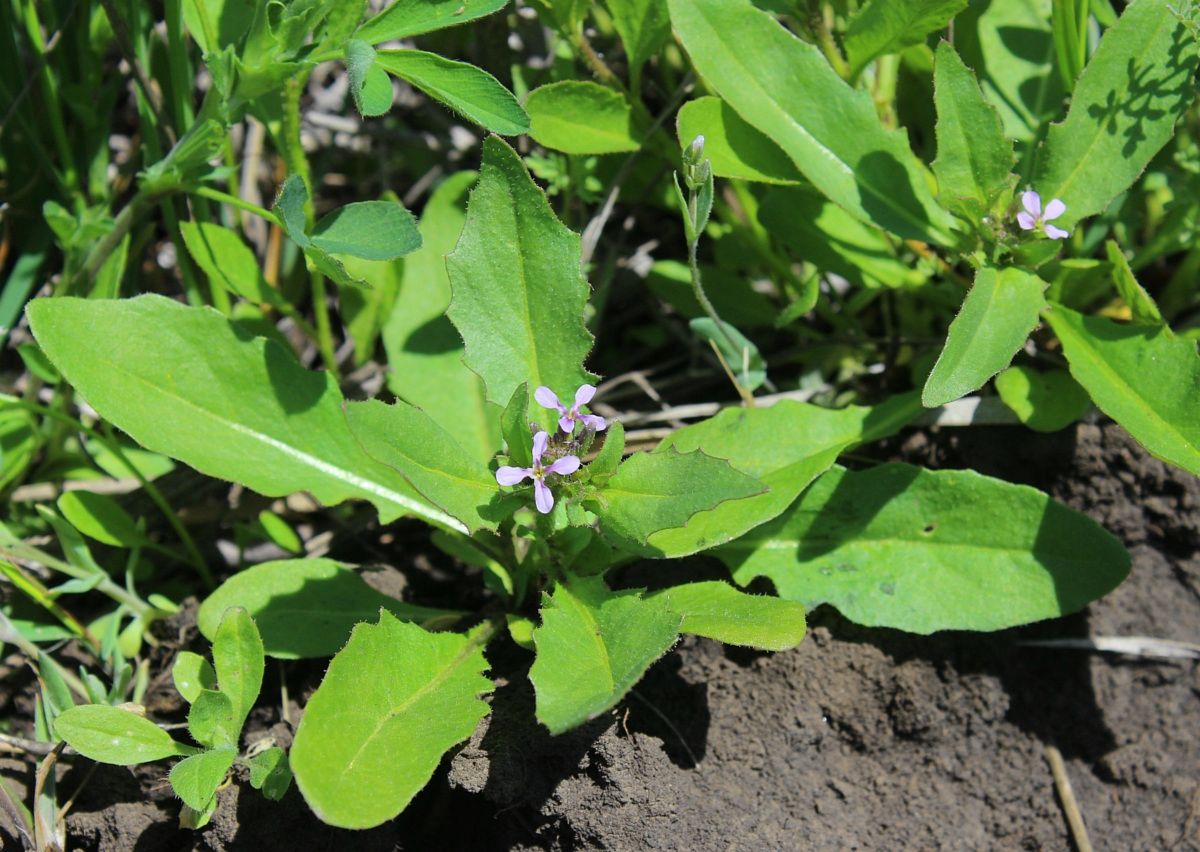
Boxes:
[4,422,1199,850]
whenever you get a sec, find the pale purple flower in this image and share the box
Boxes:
[495,430,581,514]
[534,384,607,434]
[1017,191,1069,240]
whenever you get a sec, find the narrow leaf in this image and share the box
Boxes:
[291,613,492,829]
[527,81,640,154]
[530,578,680,735]
[1033,0,1198,227]
[845,0,968,79]
[375,50,529,136]
[923,266,1047,407]
[355,0,508,44]
[179,221,280,306]
[668,0,958,244]
[652,581,806,651]
[26,296,463,531]
[211,607,263,735]
[169,748,236,811]
[445,137,595,419]
[716,464,1131,633]
[54,705,191,764]
[1104,240,1164,325]
[56,491,147,549]
[1044,305,1200,475]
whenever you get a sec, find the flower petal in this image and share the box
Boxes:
[559,415,576,434]
[1016,211,1036,231]
[547,455,581,476]
[581,413,608,431]
[532,430,549,462]
[534,386,563,412]
[496,466,532,486]
[1021,190,1042,217]
[534,479,554,514]
[573,384,596,406]
[1043,223,1070,240]
[1043,198,1066,220]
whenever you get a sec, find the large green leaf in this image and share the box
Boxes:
[169,748,237,811]
[25,296,463,532]
[1044,305,1200,475]
[648,393,922,557]
[676,97,801,185]
[198,559,454,659]
[844,0,968,79]
[1033,0,1198,228]
[381,172,499,468]
[54,705,193,764]
[589,448,764,554]
[931,41,1014,219]
[922,267,1047,407]
[345,399,503,532]
[668,0,957,245]
[651,581,806,651]
[526,82,641,154]
[291,613,492,829]
[716,464,1130,633]
[530,578,680,735]
[355,0,508,43]
[445,137,595,423]
[375,51,529,136]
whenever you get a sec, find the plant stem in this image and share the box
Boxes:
[0,542,151,618]
[188,185,280,225]
[69,188,159,292]
[0,559,96,646]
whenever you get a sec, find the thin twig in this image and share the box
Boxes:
[1044,744,1093,852]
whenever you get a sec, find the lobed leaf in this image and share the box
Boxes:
[668,0,958,245]
[1044,305,1200,475]
[716,463,1131,633]
[530,578,680,734]
[291,613,492,829]
[922,266,1047,408]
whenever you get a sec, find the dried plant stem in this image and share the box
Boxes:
[1045,744,1093,852]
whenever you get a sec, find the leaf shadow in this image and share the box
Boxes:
[402,315,465,356]
[853,150,935,241]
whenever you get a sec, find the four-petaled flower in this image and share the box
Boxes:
[1016,191,1069,240]
[535,384,607,434]
[495,431,580,514]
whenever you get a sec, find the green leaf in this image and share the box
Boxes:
[716,463,1131,634]
[56,491,147,549]
[274,175,309,247]
[955,0,1065,148]
[759,186,926,289]
[257,509,302,554]
[668,0,957,245]
[526,82,640,154]
[606,0,670,87]
[931,41,1014,219]
[211,607,263,735]
[994,365,1090,432]
[381,172,499,467]
[311,201,421,262]
[1033,0,1198,228]
[675,97,801,185]
[198,559,453,659]
[172,651,216,704]
[345,399,503,532]
[445,137,596,420]
[652,581,806,651]
[499,383,533,469]
[589,448,764,553]
[182,0,256,53]
[291,613,492,829]
[922,267,1047,407]
[355,0,508,44]
[26,296,463,532]
[1104,240,1164,326]
[16,342,59,384]
[54,705,192,764]
[1044,305,1200,475]
[587,421,625,482]
[529,578,680,735]
[689,317,766,391]
[375,50,529,136]
[179,221,280,306]
[169,747,236,812]
[247,746,292,800]
[649,393,921,557]
[188,689,237,750]
[845,0,968,79]
[345,40,393,117]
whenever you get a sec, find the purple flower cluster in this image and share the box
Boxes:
[495,384,607,514]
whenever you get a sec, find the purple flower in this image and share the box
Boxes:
[534,384,607,434]
[495,430,581,514]
[1016,191,1069,240]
